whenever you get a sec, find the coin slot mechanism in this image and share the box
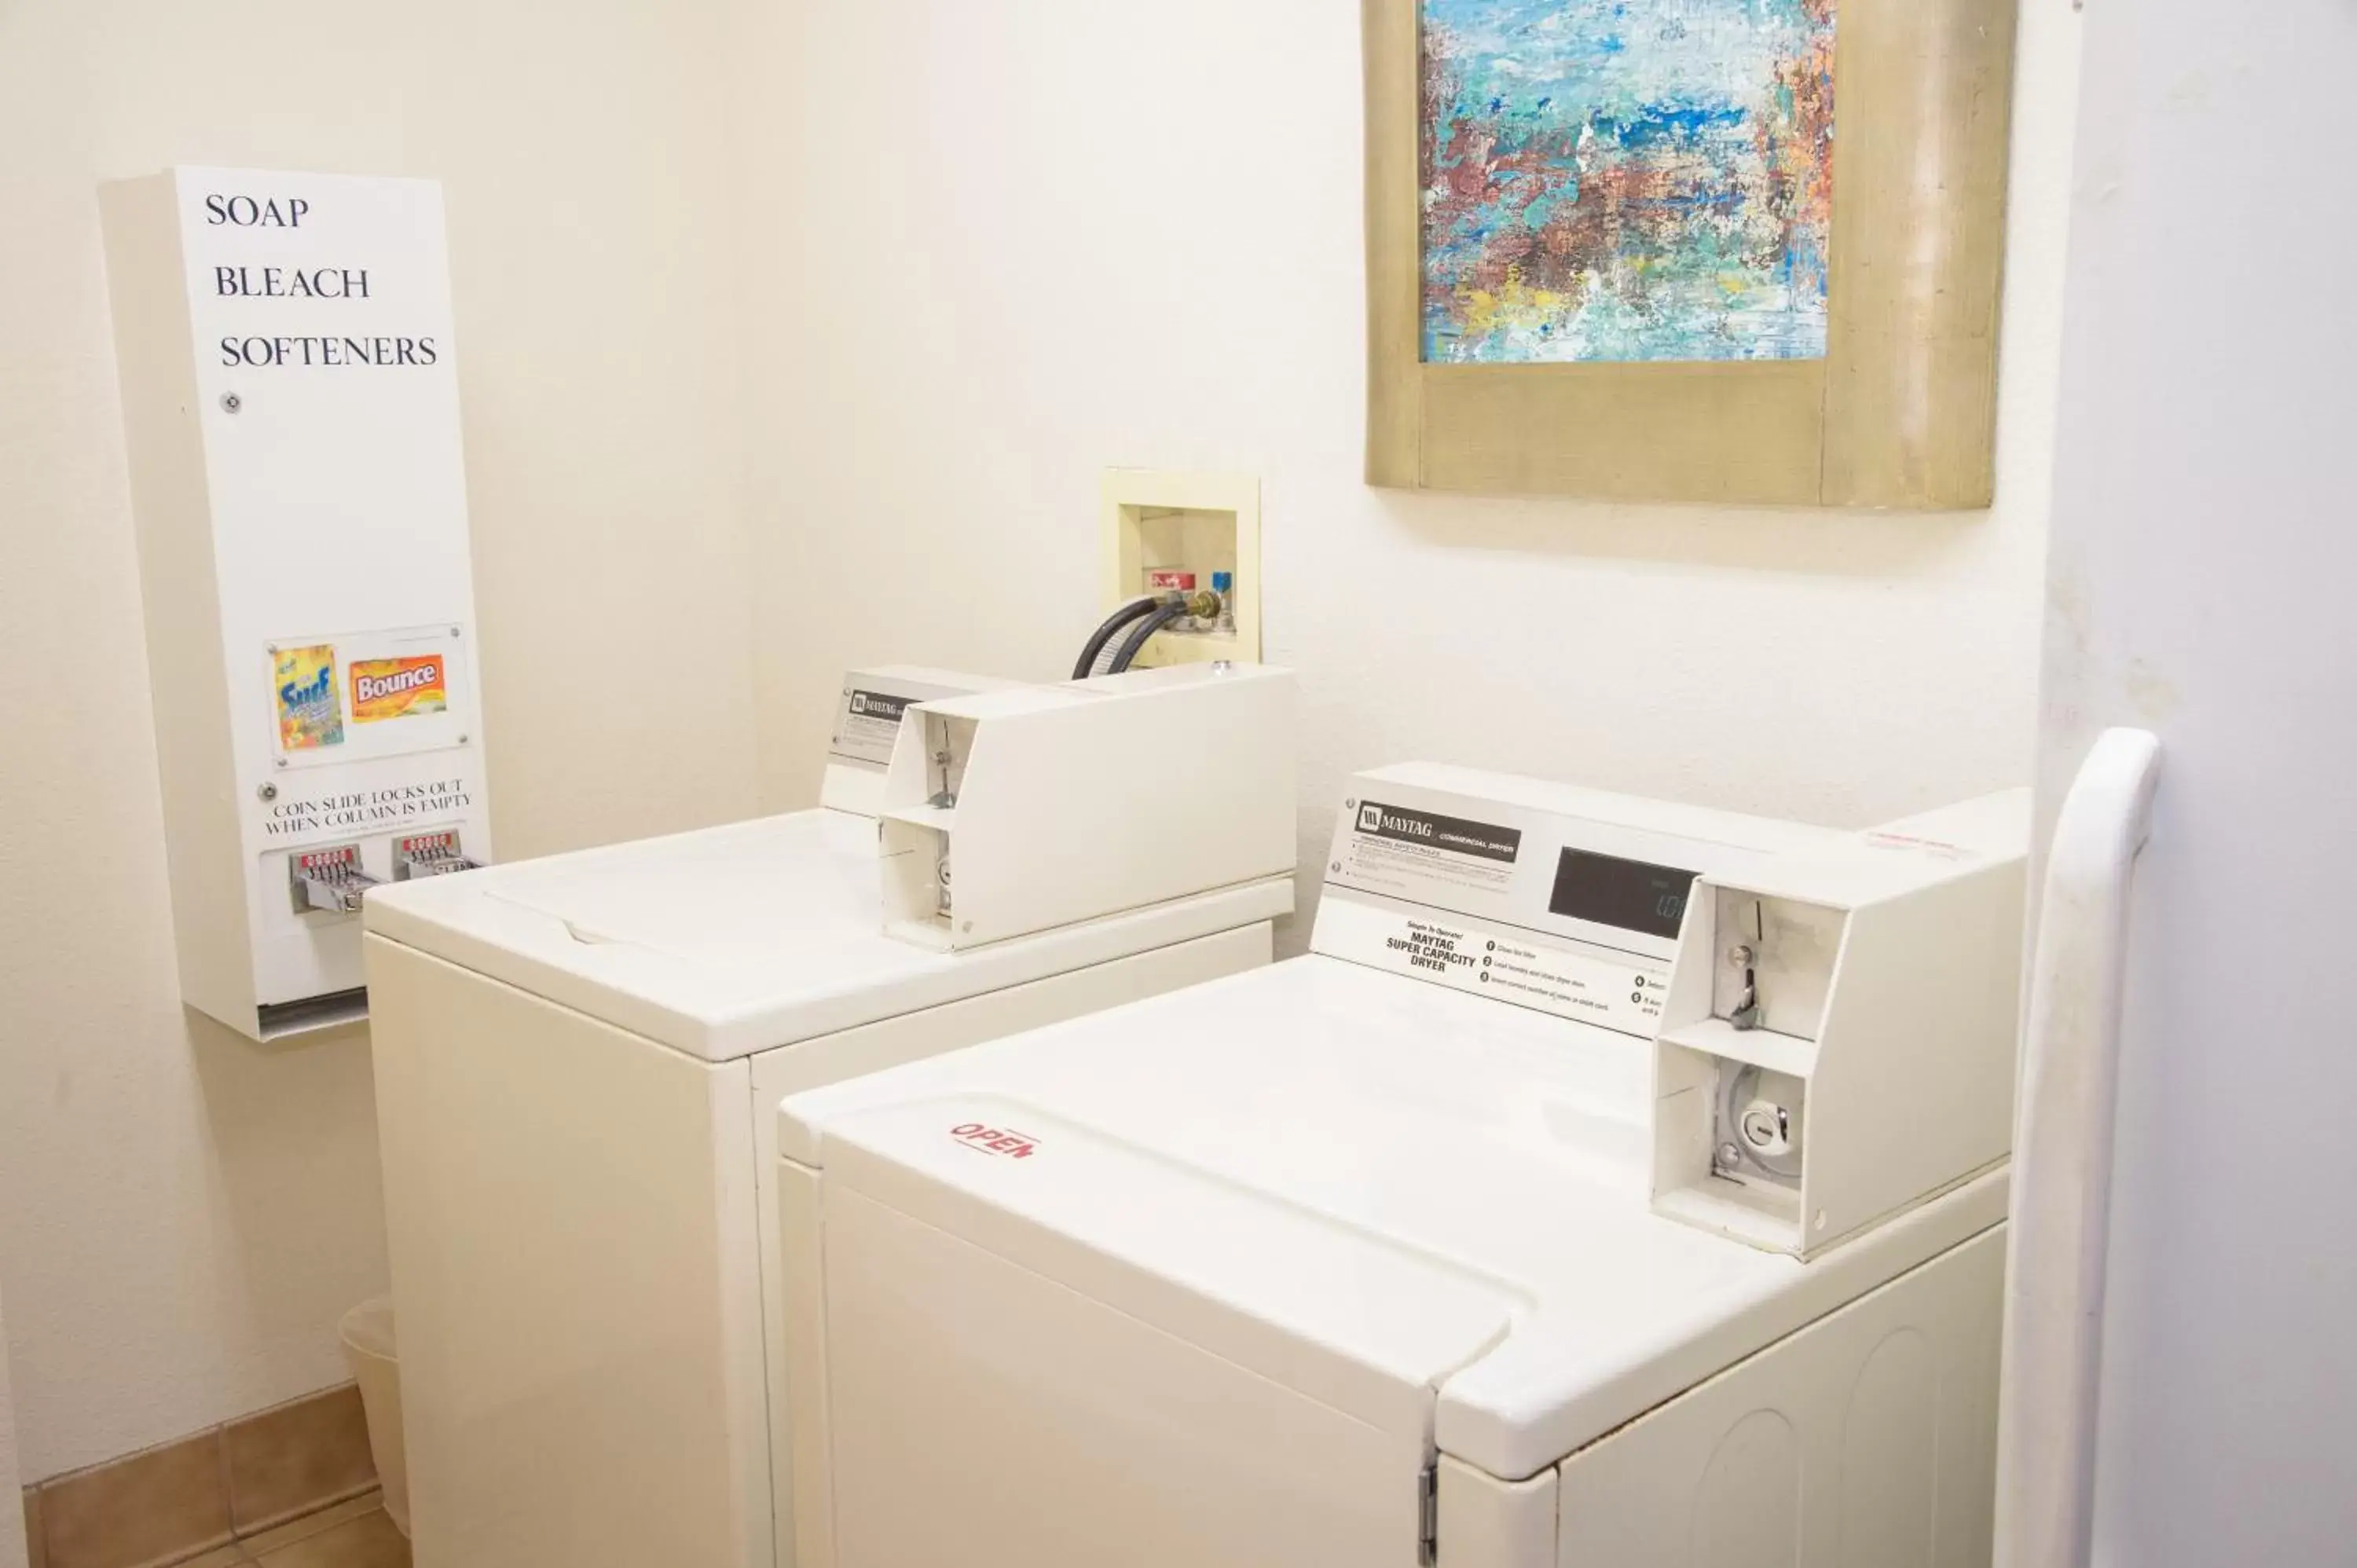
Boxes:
[290,843,379,915]
[877,665,1296,951]
[922,713,981,811]
[1652,790,2032,1259]
[395,830,479,881]
[1713,1061,1808,1202]
[1710,891,1845,1041]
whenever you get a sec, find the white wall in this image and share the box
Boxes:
[2039,3,2357,1564]
[0,0,753,1479]
[737,0,2084,932]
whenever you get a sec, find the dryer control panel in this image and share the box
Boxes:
[1311,764,1834,1037]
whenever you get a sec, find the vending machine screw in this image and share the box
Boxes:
[219,392,242,414]
[257,782,278,802]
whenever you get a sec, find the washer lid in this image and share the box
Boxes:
[363,809,1290,1062]
[781,957,2007,1478]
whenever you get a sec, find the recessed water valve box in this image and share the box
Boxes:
[1100,470,1262,667]
[101,167,493,1040]
[1651,791,2030,1259]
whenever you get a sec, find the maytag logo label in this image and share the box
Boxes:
[849,690,909,724]
[951,1122,1039,1160]
[1354,800,1523,863]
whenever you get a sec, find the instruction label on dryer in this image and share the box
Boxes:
[1318,891,1670,1036]
[1385,915,1480,976]
[1336,799,1523,899]
[833,688,913,766]
[1479,930,1669,1031]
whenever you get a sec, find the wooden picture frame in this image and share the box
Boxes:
[1364,0,2019,508]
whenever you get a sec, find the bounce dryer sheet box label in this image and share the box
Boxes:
[350,655,448,723]
[274,644,344,750]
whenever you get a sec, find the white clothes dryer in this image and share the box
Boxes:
[365,665,1297,1568]
[776,763,2028,1568]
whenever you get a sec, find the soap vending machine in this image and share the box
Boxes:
[102,167,492,1039]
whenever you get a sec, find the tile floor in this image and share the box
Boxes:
[178,1494,408,1568]
[23,1382,386,1568]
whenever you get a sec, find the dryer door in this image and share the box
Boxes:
[799,1100,1523,1568]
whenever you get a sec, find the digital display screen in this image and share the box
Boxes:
[1548,849,1699,940]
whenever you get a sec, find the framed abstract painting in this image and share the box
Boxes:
[1363,0,2018,507]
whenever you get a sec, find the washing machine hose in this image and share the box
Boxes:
[1072,594,1169,680]
[1108,599,1193,675]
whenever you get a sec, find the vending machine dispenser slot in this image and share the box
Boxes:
[291,844,379,915]
[395,830,479,881]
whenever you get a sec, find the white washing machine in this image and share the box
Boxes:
[365,663,1297,1568]
[775,763,2029,1568]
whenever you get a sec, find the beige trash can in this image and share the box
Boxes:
[339,1297,410,1538]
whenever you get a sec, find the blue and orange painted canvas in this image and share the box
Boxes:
[1420,0,1837,365]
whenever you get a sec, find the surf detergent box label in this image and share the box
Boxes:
[350,655,447,723]
[274,644,344,749]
